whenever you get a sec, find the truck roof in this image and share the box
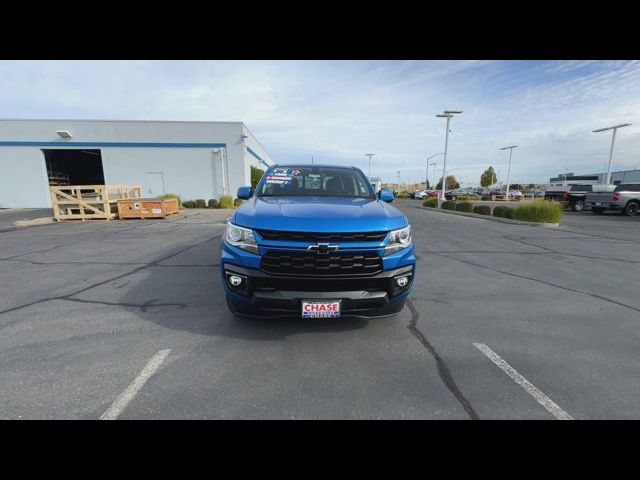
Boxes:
[271,164,357,170]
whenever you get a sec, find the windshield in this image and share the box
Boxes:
[256,166,375,199]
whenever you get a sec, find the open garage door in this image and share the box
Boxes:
[42,149,105,186]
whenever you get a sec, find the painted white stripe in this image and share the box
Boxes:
[473,343,573,420]
[100,349,171,420]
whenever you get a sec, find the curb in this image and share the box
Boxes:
[14,217,54,227]
[419,207,560,227]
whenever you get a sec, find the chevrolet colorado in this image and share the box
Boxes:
[221,165,416,319]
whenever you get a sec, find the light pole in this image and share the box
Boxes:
[426,153,444,189]
[428,162,437,189]
[365,153,375,179]
[500,145,518,198]
[593,123,631,184]
[436,110,462,203]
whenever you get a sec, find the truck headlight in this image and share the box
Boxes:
[224,222,259,254]
[384,225,411,256]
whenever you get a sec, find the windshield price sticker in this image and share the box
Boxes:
[266,168,297,184]
[266,175,292,184]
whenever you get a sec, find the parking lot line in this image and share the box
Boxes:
[99,349,171,420]
[473,343,573,420]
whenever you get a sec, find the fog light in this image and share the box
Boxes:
[229,275,243,287]
[396,275,410,288]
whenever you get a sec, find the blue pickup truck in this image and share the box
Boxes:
[221,164,415,319]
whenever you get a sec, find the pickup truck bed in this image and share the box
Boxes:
[585,183,640,216]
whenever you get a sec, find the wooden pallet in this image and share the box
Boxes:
[50,185,142,222]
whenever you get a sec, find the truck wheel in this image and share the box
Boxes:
[592,208,604,215]
[623,202,639,216]
[572,200,585,212]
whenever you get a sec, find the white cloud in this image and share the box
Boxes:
[0,60,638,184]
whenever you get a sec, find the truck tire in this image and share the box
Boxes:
[572,200,585,212]
[623,201,639,217]
[592,208,604,215]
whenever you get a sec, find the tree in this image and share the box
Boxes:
[480,166,497,187]
[250,165,265,189]
[436,175,459,190]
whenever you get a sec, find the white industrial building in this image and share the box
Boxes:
[549,168,640,186]
[0,119,274,208]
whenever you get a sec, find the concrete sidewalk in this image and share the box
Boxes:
[0,209,53,231]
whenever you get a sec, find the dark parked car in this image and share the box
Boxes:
[563,184,594,212]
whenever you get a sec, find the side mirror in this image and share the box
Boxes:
[379,189,394,203]
[237,186,253,200]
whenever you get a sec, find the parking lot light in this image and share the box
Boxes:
[500,145,518,199]
[592,123,632,184]
[365,153,375,178]
[436,110,463,203]
[426,153,443,188]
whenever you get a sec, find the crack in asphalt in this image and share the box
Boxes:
[434,253,640,314]
[0,233,223,329]
[2,258,220,267]
[0,244,65,261]
[63,297,186,312]
[502,234,640,264]
[406,298,479,420]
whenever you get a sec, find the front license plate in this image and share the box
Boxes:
[595,202,602,206]
[302,300,341,319]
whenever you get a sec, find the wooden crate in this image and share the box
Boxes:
[117,198,179,219]
[50,185,142,222]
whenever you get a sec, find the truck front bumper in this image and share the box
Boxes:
[221,259,415,319]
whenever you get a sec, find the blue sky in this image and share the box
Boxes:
[1,60,638,185]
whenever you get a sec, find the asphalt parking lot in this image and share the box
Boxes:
[1,201,639,419]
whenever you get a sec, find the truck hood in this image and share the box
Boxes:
[231,196,408,232]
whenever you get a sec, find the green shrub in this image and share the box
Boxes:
[396,192,411,198]
[481,195,491,201]
[233,198,243,207]
[208,199,218,209]
[182,200,195,209]
[219,195,234,209]
[422,197,438,208]
[159,193,182,209]
[493,205,513,218]
[250,165,265,189]
[473,205,491,215]
[457,201,474,213]
[441,200,457,211]
[457,194,480,201]
[194,199,206,208]
[512,199,563,223]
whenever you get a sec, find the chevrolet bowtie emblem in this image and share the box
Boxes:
[307,243,340,253]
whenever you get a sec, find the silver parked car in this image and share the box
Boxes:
[585,183,640,216]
